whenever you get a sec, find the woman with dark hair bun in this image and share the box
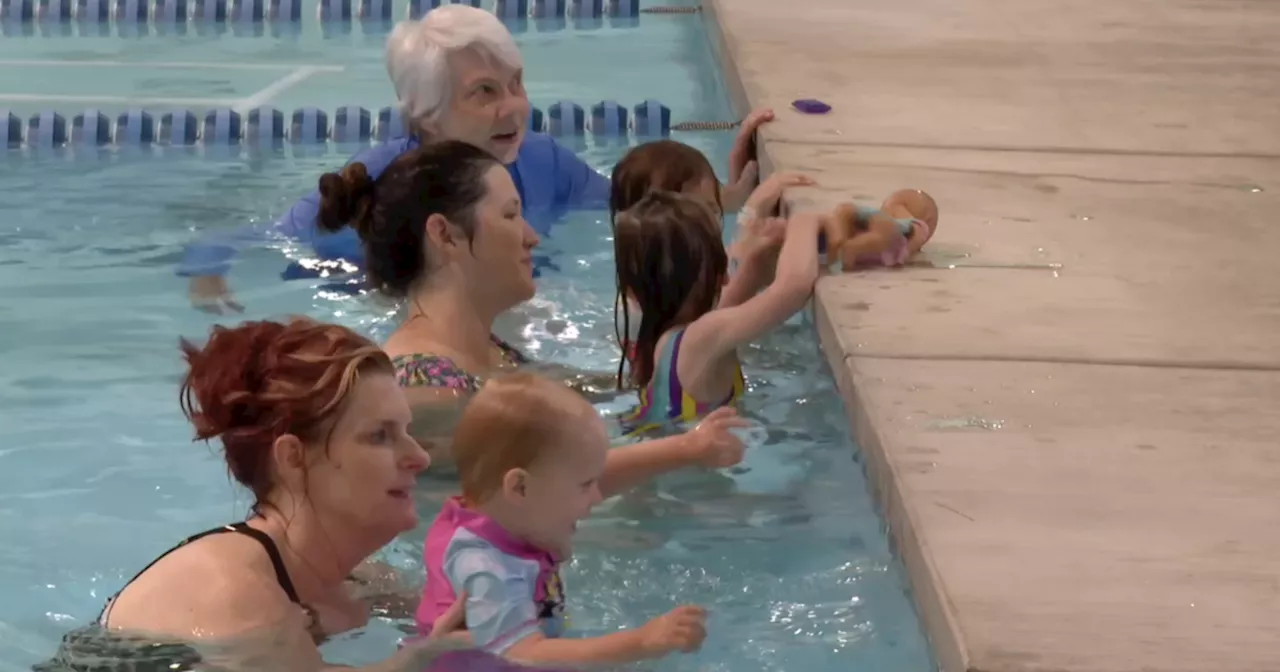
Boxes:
[41,318,468,671]
[316,140,751,487]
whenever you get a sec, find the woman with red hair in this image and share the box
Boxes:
[43,317,467,671]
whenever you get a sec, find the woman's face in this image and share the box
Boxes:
[301,372,430,543]
[464,165,540,311]
[435,48,530,164]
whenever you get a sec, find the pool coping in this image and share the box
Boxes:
[697,3,963,670]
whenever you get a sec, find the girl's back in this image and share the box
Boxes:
[614,192,823,431]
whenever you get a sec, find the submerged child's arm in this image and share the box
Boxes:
[447,550,707,668]
[683,211,824,362]
[599,407,748,498]
[505,606,705,668]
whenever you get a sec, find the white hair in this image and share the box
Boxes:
[385,5,524,125]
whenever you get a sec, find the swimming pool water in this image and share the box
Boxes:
[0,6,936,672]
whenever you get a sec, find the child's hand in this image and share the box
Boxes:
[638,605,708,657]
[685,407,750,468]
[743,172,816,217]
[732,215,788,265]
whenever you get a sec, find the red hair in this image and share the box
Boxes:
[178,317,393,508]
[452,373,593,505]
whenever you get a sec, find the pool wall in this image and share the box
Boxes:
[697,4,958,670]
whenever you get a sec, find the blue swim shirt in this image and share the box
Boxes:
[175,133,610,278]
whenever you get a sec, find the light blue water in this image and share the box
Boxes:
[0,6,936,672]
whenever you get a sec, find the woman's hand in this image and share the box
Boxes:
[428,593,471,646]
[189,275,244,314]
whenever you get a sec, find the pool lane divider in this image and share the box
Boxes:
[0,0,667,31]
[0,100,743,151]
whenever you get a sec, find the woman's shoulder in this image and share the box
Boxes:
[105,532,296,638]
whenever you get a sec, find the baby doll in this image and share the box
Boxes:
[822,189,940,271]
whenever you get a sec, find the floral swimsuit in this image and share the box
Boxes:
[393,335,529,392]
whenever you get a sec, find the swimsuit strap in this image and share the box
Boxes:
[232,524,302,604]
[666,328,690,409]
[489,334,530,365]
[99,523,303,626]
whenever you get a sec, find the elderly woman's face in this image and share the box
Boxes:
[437,48,530,164]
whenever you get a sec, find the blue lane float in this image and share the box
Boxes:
[160,110,199,146]
[27,111,68,148]
[156,0,187,21]
[232,0,264,21]
[493,0,525,21]
[71,109,111,147]
[74,0,106,21]
[116,109,155,145]
[0,101,688,151]
[245,106,285,147]
[332,105,371,143]
[291,107,328,144]
[3,0,656,27]
[39,0,73,21]
[115,0,146,22]
[609,0,638,17]
[632,99,671,137]
[357,0,389,21]
[1,0,36,21]
[2,111,22,149]
[530,0,562,17]
[316,0,349,21]
[547,101,584,138]
[269,0,298,20]
[193,0,226,21]
[202,108,242,145]
[374,105,405,142]
[590,100,627,138]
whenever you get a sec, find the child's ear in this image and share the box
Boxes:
[501,468,529,500]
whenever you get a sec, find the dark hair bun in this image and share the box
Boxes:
[317,162,375,235]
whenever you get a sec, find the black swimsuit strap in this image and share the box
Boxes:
[111,523,302,607]
[227,523,302,604]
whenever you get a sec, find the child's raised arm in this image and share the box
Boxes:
[681,211,824,362]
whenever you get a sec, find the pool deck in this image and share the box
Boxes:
[703,0,1280,670]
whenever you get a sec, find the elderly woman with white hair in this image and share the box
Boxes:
[183,4,771,312]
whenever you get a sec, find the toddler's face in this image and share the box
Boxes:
[518,412,609,558]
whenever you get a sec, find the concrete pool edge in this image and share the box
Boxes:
[698,0,1280,669]
[697,2,961,670]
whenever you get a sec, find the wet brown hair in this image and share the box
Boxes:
[315,140,502,298]
[451,372,593,505]
[609,140,722,226]
[612,191,728,389]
